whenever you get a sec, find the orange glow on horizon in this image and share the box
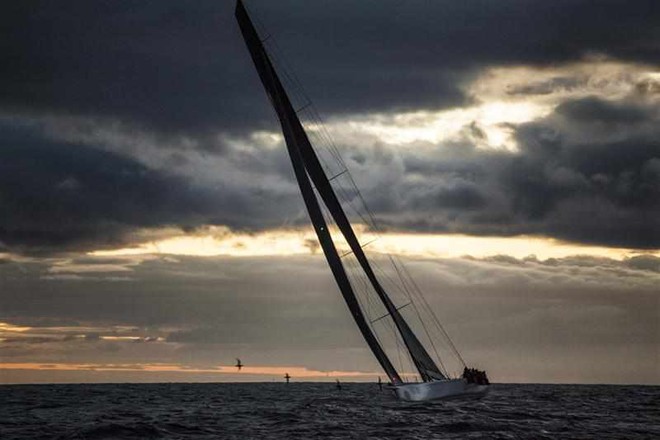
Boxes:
[0,323,33,333]
[0,362,380,379]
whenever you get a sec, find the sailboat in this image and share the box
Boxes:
[235,1,489,402]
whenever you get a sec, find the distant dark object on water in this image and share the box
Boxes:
[336,379,342,390]
[462,367,489,385]
[284,373,291,384]
[235,358,243,371]
[377,376,383,391]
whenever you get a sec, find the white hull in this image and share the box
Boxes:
[393,379,489,402]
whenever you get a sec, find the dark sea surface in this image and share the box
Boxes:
[1,383,659,439]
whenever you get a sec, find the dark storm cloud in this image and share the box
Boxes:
[1,0,658,133]
[555,96,652,124]
[365,96,660,248]
[501,99,660,248]
[0,122,304,254]
[0,123,206,253]
[2,94,659,252]
[1,0,659,253]
[1,0,264,133]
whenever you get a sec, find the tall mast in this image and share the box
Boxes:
[236,0,402,384]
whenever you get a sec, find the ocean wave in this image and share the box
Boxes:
[1,383,659,439]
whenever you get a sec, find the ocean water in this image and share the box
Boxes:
[1,383,659,439]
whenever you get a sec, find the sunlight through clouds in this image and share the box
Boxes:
[334,101,543,150]
[316,59,659,151]
[87,226,658,261]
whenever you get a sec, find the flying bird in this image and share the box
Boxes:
[235,358,243,371]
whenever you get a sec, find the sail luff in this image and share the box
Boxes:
[235,0,402,384]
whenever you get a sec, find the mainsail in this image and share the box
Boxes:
[235,0,444,383]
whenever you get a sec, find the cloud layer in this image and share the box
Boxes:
[3,1,658,130]
[1,253,658,383]
[2,1,659,254]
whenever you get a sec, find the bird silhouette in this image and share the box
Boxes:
[235,358,243,371]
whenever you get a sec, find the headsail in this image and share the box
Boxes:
[282,97,446,381]
[236,0,402,384]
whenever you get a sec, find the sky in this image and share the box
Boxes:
[1,0,658,385]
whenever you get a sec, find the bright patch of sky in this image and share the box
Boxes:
[87,225,658,262]
[313,59,659,151]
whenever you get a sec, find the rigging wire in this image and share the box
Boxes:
[318,192,414,378]
[369,255,450,377]
[389,255,450,376]
[396,255,467,368]
[261,27,379,231]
